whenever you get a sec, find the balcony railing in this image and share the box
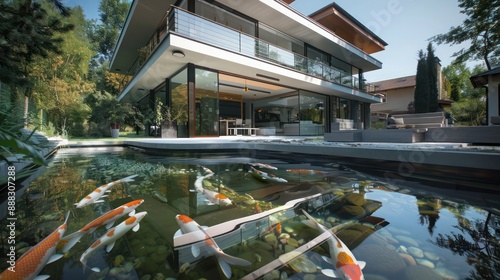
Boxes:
[135,7,368,91]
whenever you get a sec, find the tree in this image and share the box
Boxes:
[87,0,131,93]
[430,0,500,70]
[414,50,430,113]
[29,5,94,135]
[0,0,74,89]
[90,0,130,62]
[442,63,471,102]
[426,43,439,112]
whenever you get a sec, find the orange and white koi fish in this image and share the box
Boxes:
[194,173,214,192]
[193,174,231,206]
[62,199,144,252]
[250,166,287,183]
[174,214,251,278]
[75,175,138,208]
[174,214,208,258]
[200,188,232,206]
[80,211,147,272]
[0,211,70,280]
[248,163,278,170]
[286,169,326,176]
[200,165,214,175]
[301,209,366,280]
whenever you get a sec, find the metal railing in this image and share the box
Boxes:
[134,7,368,91]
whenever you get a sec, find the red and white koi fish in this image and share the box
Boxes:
[80,211,147,272]
[250,166,287,183]
[249,162,278,170]
[174,214,251,278]
[301,209,366,280]
[0,211,70,280]
[75,175,138,208]
[62,199,144,252]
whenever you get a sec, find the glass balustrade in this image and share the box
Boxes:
[135,7,364,91]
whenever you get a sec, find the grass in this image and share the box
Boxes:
[68,132,155,142]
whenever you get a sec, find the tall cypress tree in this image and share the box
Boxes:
[426,43,439,112]
[414,50,430,113]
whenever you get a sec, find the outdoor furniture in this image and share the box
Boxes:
[387,112,445,129]
[283,121,322,135]
[362,128,427,143]
[425,126,500,144]
[331,118,356,130]
[256,127,276,136]
[324,130,362,142]
[228,127,260,136]
[219,119,236,135]
[235,118,243,127]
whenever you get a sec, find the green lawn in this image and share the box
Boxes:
[68,132,154,142]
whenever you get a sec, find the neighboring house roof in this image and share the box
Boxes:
[470,66,500,88]
[370,75,416,92]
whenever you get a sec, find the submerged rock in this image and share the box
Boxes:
[394,235,419,247]
[355,244,406,276]
[338,205,366,219]
[344,193,366,206]
[399,253,417,266]
[400,265,442,280]
[407,246,424,258]
[336,224,376,249]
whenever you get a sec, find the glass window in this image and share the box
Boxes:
[306,47,329,78]
[253,92,299,134]
[258,24,304,54]
[195,68,219,136]
[170,68,189,126]
[195,0,256,36]
[299,91,325,135]
[339,98,351,120]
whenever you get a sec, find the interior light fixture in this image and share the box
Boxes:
[244,79,248,92]
[172,50,185,58]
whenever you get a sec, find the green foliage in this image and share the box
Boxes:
[29,4,94,136]
[0,0,74,88]
[450,98,486,126]
[426,43,439,112]
[414,43,441,113]
[414,50,430,113]
[431,0,500,70]
[0,103,47,167]
[86,91,146,137]
[442,63,473,102]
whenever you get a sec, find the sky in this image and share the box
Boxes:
[67,0,479,82]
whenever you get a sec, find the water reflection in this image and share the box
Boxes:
[0,147,498,280]
[431,211,500,280]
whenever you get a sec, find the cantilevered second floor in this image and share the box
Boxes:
[110,0,387,103]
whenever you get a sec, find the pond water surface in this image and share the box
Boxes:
[0,146,499,280]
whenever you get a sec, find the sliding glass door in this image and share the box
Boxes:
[195,68,219,136]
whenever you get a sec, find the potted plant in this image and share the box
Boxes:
[155,97,183,138]
[109,102,127,138]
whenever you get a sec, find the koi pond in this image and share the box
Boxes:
[1,146,499,280]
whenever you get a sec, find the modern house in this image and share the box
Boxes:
[470,66,500,125]
[110,0,387,137]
